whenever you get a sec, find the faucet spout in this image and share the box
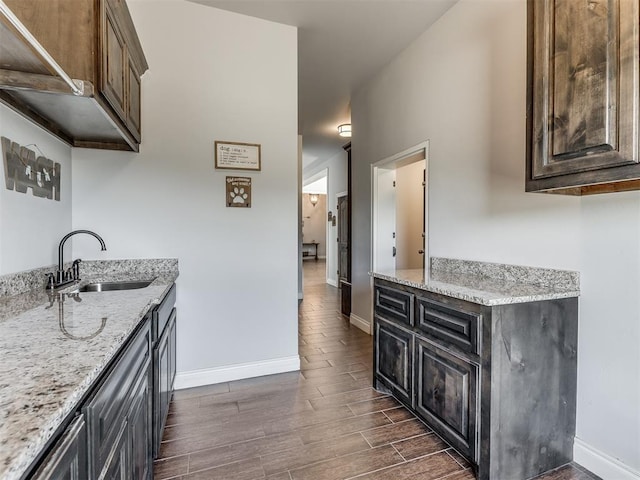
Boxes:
[56,230,107,283]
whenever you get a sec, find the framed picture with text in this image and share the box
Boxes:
[215,141,261,171]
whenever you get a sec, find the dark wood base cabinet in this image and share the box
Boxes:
[373,279,578,480]
[152,284,177,457]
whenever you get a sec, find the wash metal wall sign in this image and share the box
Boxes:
[1,137,61,201]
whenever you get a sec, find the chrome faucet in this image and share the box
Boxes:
[46,230,107,289]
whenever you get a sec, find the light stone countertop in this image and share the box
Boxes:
[0,263,178,480]
[372,258,580,306]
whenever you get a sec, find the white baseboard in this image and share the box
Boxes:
[574,438,640,480]
[174,355,300,390]
[318,255,327,260]
[350,313,372,335]
[327,278,338,287]
[298,290,303,300]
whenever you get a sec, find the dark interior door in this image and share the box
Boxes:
[338,194,351,316]
[339,142,352,317]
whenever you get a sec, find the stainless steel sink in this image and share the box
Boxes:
[78,280,154,292]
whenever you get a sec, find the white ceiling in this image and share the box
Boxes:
[188,0,458,169]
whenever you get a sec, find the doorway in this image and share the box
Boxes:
[302,170,330,285]
[372,142,428,275]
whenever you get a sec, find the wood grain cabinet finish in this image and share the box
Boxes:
[527,0,640,195]
[102,0,128,123]
[2,0,148,152]
[416,296,481,356]
[374,316,414,407]
[373,278,579,480]
[374,284,414,327]
[31,416,87,480]
[415,338,478,462]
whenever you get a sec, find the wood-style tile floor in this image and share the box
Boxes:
[154,261,600,480]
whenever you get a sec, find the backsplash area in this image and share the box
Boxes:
[0,259,178,297]
[430,257,580,291]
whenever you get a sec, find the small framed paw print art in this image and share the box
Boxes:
[226,176,252,208]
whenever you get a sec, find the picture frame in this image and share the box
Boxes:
[226,176,252,208]
[215,141,261,171]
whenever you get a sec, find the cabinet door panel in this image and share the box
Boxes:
[99,422,128,480]
[531,0,640,179]
[153,322,171,457]
[127,59,142,142]
[102,1,127,121]
[168,309,177,395]
[128,361,151,480]
[31,416,87,480]
[415,338,478,461]
[85,322,150,477]
[374,317,413,407]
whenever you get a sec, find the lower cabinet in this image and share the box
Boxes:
[31,416,87,480]
[85,319,152,480]
[26,283,177,479]
[373,278,579,480]
[152,288,177,458]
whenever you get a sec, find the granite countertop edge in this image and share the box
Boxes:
[371,270,580,306]
[1,268,178,480]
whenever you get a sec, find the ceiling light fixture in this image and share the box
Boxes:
[309,194,319,207]
[338,124,352,138]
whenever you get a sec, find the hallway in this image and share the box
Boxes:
[153,261,599,480]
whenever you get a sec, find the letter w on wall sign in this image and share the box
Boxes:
[1,137,61,201]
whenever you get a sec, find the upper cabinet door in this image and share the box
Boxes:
[102,0,128,122]
[528,0,640,190]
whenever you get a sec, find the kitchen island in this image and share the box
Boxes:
[0,259,178,480]
[371,258,580,480]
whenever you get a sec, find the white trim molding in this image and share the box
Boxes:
[175,355,301,390]
[327,278,338,288]
[574,438,640,480]
[350,313,372,335]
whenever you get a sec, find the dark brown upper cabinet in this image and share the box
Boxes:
[0,0,148,152]
[527,0,640,195]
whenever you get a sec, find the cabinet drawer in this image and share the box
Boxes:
[85,320,150,477]
[153,284,176,341]
[415,338,479,462]
[374,284,414,326]
[416,297,481,355]
[374,317,414,408]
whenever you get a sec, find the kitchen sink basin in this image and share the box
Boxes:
[78,280,155,292]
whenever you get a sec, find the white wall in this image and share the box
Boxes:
[303,151,347,287]
[351,0,638,476]
[72,0,299,381]
[0,105,72,274]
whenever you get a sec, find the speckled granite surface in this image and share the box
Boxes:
[372,258,579,306]
[0,259,178,480]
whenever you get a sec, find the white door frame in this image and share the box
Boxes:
[371,141,430,276]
